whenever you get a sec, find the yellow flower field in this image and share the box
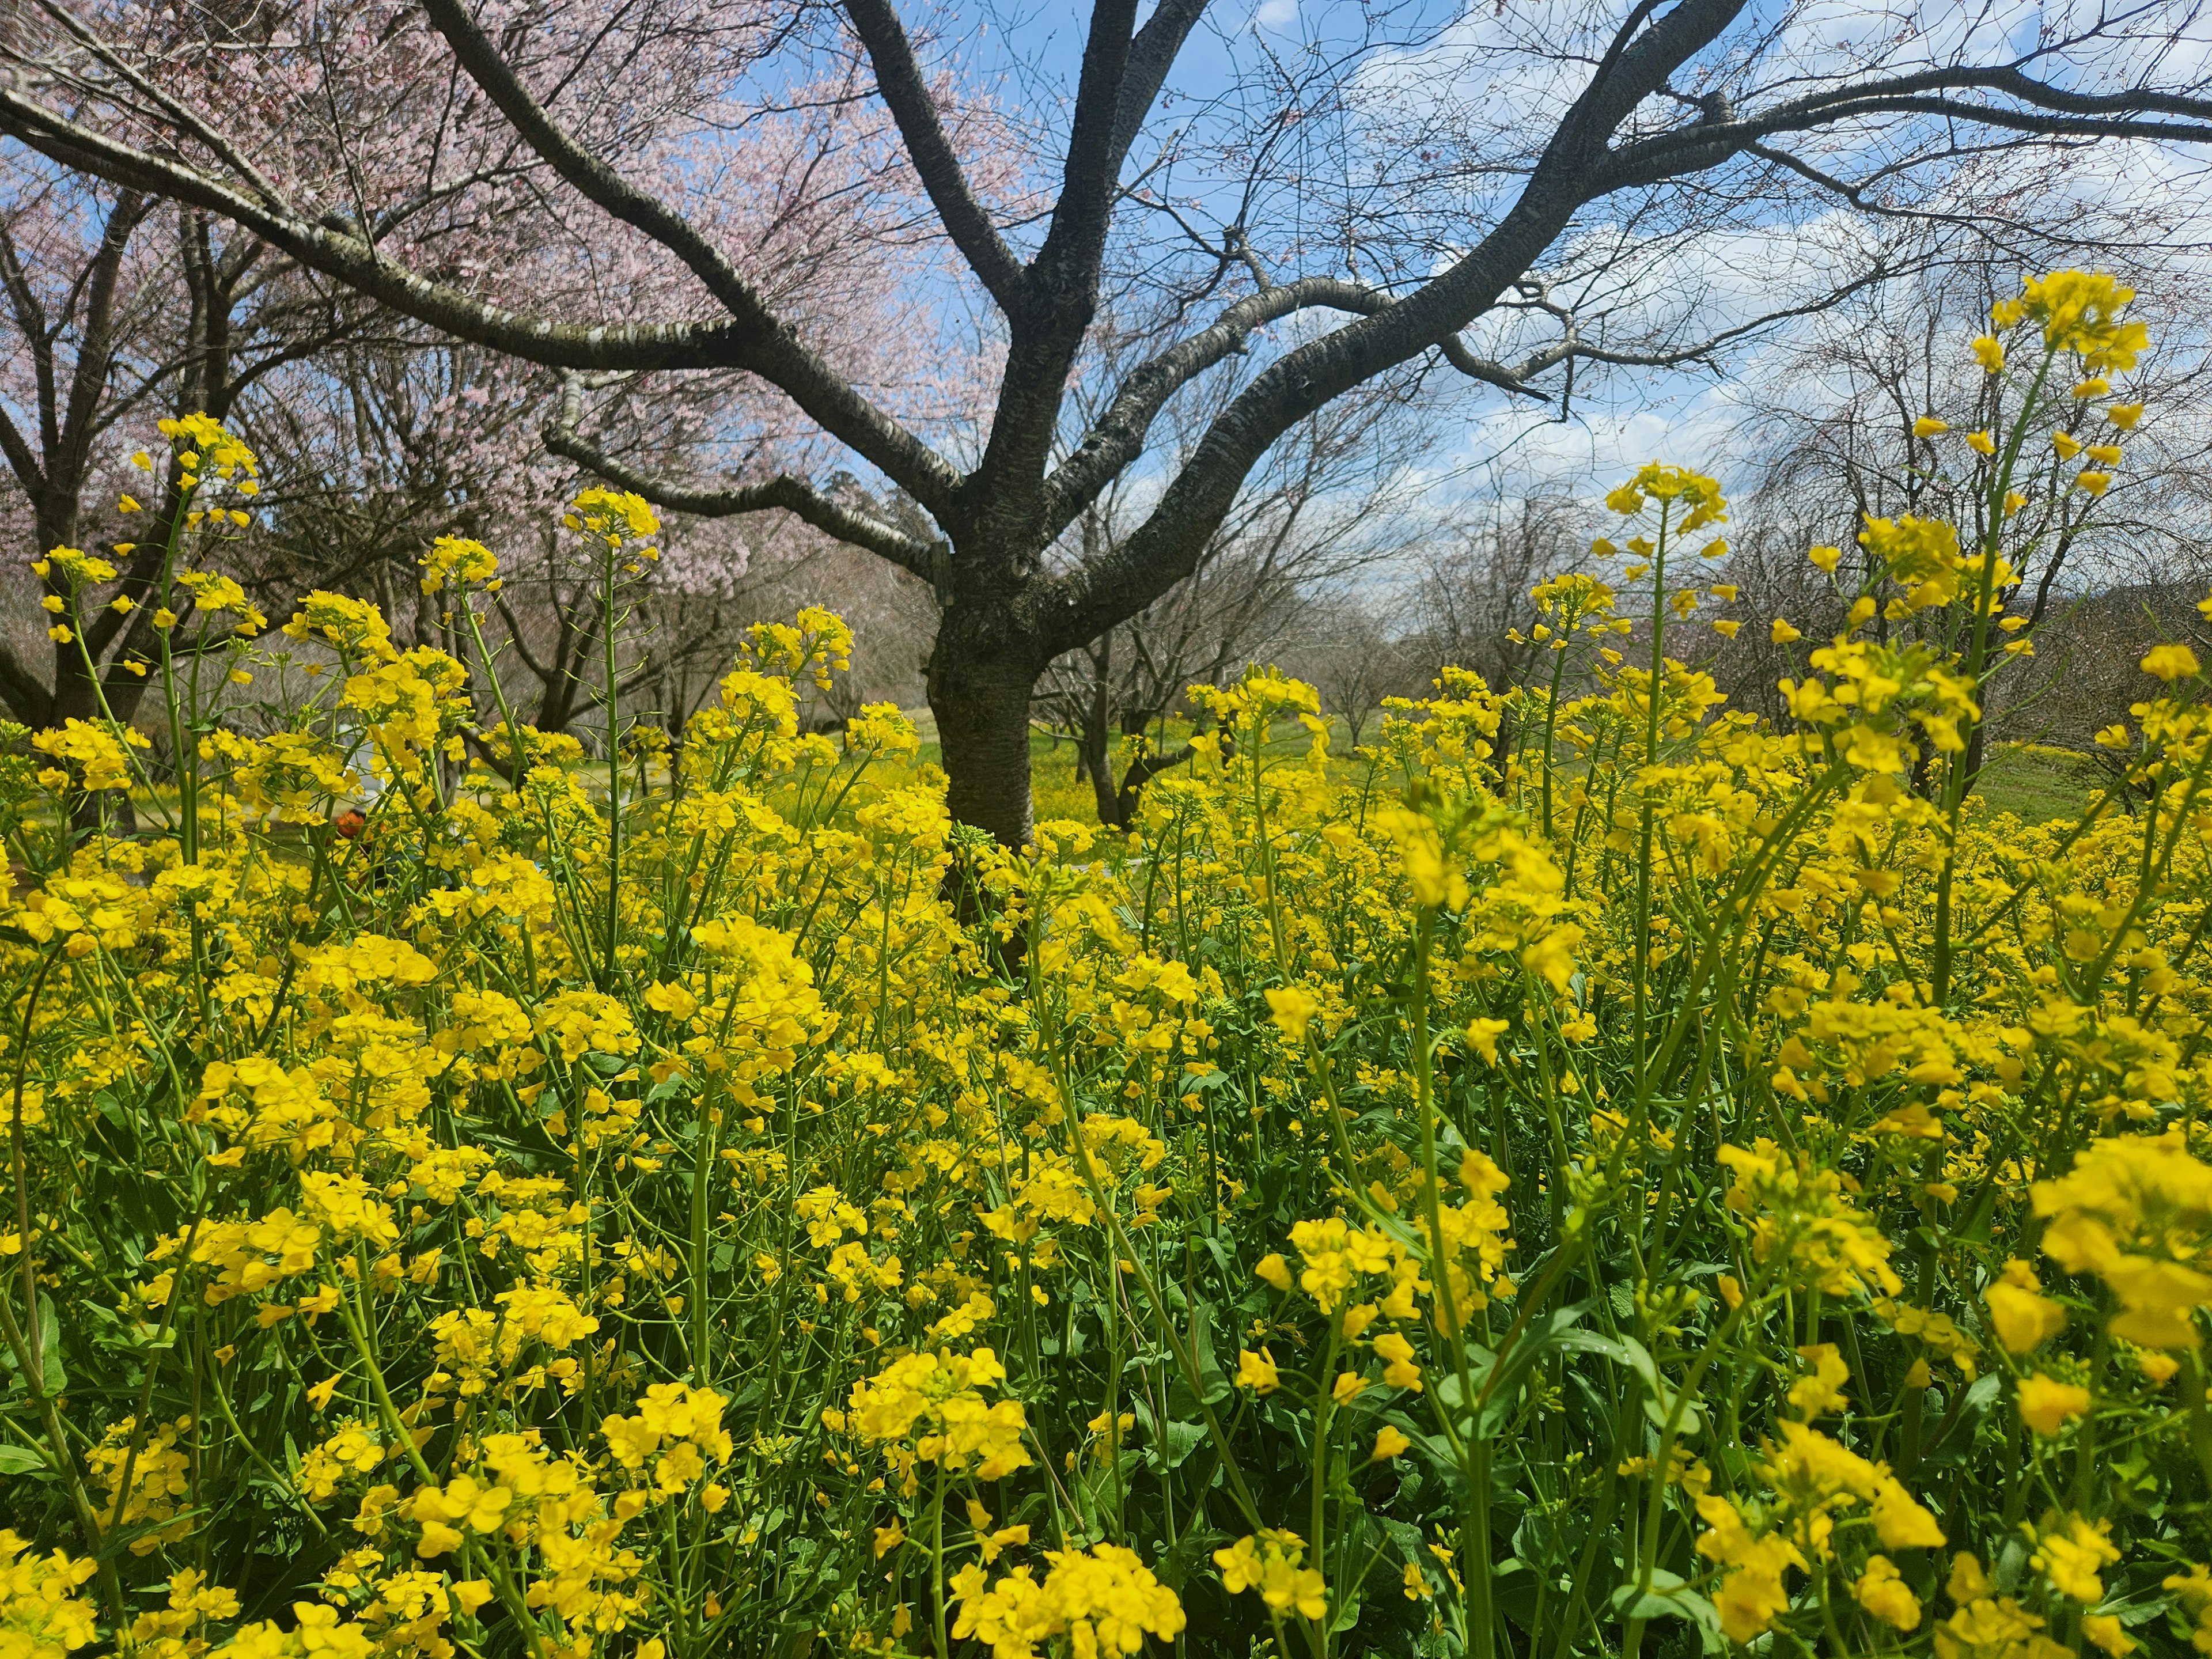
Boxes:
[4,274,2211,1659]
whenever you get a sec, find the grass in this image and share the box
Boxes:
[906,715,2109,831]
[96,720,2103,839]
[1972,740,2103,823]
[902,710,1373,828]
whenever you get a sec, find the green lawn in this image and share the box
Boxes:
[1971,742,2103,823]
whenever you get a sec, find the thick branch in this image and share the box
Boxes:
[842,0,1025,312]
[544,382,936,580]
[1106,0,1209,175]
[1035,0,1753,652]
[0,640,51,726]
[964,0,1140,529]
[29,0,295,209]
[1597,70,2212,191]
[56,190,149,487]
[0,89,733,363]
[418,0,765,323]
[1043,276,1546,536]
[0,217,58,462]
[0,80,963,512]
[420,0,963,513]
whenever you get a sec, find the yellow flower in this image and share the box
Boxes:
[1971,335,2005,372]
[1465,1017,1510,1065]
[1371,1426,1411,1461]
[1237,1348,1280,1393]
[1770,618,1802,644]
[1912,416,1949,437]
[1374,1331,1422,1391]
[2140,643,2198,681]
[1266,986,1319,1043]
[1870,1477,1946,1550]
[1854,1556,1922,1631]
[2082,1613,2137,1656]
[1985,1262,2066,1354]
[2016,1374,2090,1436]
[1695,1494,1805,1642]
[418,536,498,595]
[1604,463,1727,530]
[2031,1513,2119,1603]
[1786,1344,1850,1420]
[2001,270,2148,371]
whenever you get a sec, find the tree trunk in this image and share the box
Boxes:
[1083,729,1119,827]
[927,612,1039,849]
[1080,662,1119,829]
[1112,739,1194,827]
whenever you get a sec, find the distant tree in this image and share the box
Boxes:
[1408,491,1593,699]
[1293,600,1423,749]
[1717,265,2212,760]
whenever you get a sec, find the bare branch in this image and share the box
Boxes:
[1599,69,2212,191]
[544,377,937,580]
[1043,276,1549,537]
[841,0,1025,311]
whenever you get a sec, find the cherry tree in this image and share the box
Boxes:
[2,0,932,738]
[0,153,370,727]
[10,0,2212,840]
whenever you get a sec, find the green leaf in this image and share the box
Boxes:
[37,1300,63,1395]
[1154,1420,1207,1469]
[0,1444,49,1475]
[1921,1372,2001,1467]
[1187,1308,1230,1404]
[1449,1304,1626,1438]
[1617,1334,1703,1435]
[1609,1569,1721,1643]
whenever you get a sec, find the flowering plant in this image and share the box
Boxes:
[5,274,2212,1659]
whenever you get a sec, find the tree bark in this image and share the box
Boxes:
[927,608,1041,849]
[1082,704,1118,827]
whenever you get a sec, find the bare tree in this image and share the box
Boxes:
[1406,490,1593,698]
[1717,262,2212,752]
[13,0,2212,839]
[1290,598,1426,749]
